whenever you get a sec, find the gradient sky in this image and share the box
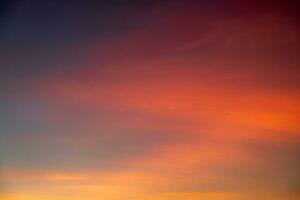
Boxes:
[0,1,300,200]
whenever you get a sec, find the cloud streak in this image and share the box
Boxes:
[1,1,299,200]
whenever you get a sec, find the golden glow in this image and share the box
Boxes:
[1,1,299,200]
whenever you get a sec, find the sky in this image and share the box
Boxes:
[0,0,300,200]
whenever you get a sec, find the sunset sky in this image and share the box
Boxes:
[0,0,300,200]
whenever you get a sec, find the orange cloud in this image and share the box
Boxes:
[2,1,299,200]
